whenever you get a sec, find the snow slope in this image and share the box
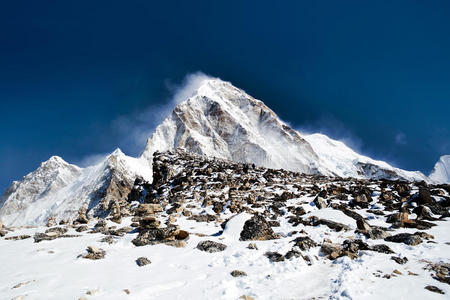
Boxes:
[0,186,448,299]
[304,133,427,181]
[0,150,152,226]
[429,155,450,184]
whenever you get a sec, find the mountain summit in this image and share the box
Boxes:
[140,79,319,174]
[0,77,443,225]
[141,78,426,181]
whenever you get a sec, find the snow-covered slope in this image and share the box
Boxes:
[304,133,427,181]
[0,150,152,226]
[429,155,450,184]
[140,78,426,182]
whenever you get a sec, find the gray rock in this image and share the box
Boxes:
[240,215,278,241]
[265,251,285,262]
[369,244,395,254]
[196,240,227,253]
[425,285,445,294]
[82,246,105,260]
[292,236,317,251]
[5,235,31,241]
[391,256,408,264]
[230,270,247,277]
[136,256,151,266]
[385,233,423,246]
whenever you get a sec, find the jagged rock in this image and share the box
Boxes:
[265,251,285,262]
[395,183,410,197]
[285,249,303,259]
[320,243,344,260]
[385,233,423,246]
[0,229,7,237]
[136,257,151,266]
[391,256,408,264]
[135,203,163,216]
[358,227,391,240]
[99,236,116,244]
[95,219,107,228]
[139,216,161,229]
[412,206,437,221]
[75,207,89,224]
[132,225,179,246]
[188,214,217,223]
[415,188,435,205]
[34,232,59,243]
[76,225,89,232]
[45,227,68,235]
[368,244,395,254]
[240,215,278,241]
[196,240,227,253]
[46,216,57,227]
[352,193,370,208]
[356,219,371,231]
[247,243,258,250]
[317,219,351,232]
[425,285,445,294]
[230,270,247,277]
[292,236,317,251]
[313,196,327,209]
[5,235,31,241]
[81,246,105,260]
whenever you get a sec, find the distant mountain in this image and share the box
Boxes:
[0,150,151,226]
[429,155,450,184]
[0,77,437,226]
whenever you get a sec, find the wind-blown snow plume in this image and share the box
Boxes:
[112,72,215,155]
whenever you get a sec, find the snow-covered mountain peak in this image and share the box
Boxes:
[140,78,319,173]
[139,78,427,182]
[429,155,450,183]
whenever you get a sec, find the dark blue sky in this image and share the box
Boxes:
[1,1,450,192]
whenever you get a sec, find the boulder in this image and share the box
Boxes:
[82,246,105,260]
[230,270,247,277]
[292,236,317,251]
[415,188,435,205]
[313,196,327,209]
[136,256,151,266]
[356,219,371,231]
[196,240,227,253]
[240,215,278,241]
[5,235,31,241]
[46,216,57,227]
[385,233,423,246]
[264,251,285,262]
[369,244,395,254]
[425,286,445,295]
[391,256,408,264]
[132,225,179,246]
[320,243,344,260]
